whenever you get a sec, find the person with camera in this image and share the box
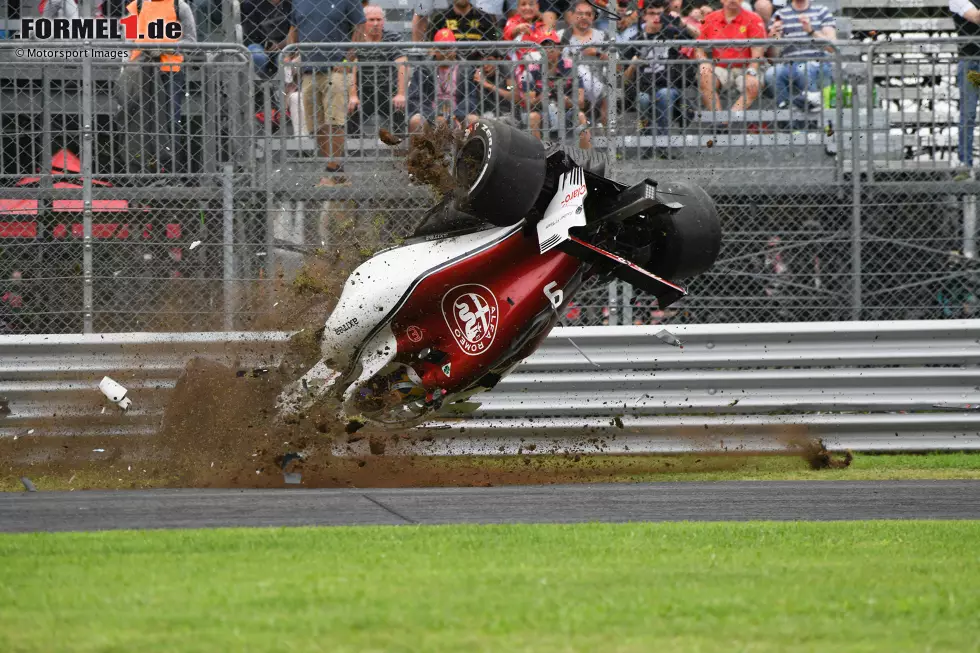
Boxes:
[764,0,836,112]
[624,0,691,157]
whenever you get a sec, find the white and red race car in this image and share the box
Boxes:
[276,119,721,431]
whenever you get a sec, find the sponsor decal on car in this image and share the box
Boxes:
[406,325,423,343]
[441,283,499,356]
[333,317,358,335]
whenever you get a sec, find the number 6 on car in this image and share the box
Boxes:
[543,281,563,308]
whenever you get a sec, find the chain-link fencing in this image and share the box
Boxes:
[3,34,980,332]
[0,42,254,333]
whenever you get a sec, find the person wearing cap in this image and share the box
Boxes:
[696,0,766,112]
[406,28,481,134]
[519,30,591,149]
[286,0,365,183]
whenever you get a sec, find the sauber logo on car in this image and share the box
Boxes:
[442,284,499,356]
[561,183,587,208]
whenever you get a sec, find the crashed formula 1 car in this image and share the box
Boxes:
[276,119,721,430]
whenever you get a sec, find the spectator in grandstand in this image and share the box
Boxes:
[764,0,836,112]
[505,0,546,39]
[623,0,690,149]
[695,0,766,111]
[412,0,508,41]
[504,0,548,64]
[240,0,292,77]
[121,0,198,174]
[952,0,980,168]
[558,1,611,126]
[406,28,481,134]
[414,0,501,48]
[472,54,520,119]
[287,0,365,183]
[348,5,408,137]
[40,0,79,18]
[520,30,592,149]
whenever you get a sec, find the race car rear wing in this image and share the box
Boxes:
[543,174,688,308]
[558,235,687,309]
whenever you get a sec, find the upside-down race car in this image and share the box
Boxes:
[276,119,722,430]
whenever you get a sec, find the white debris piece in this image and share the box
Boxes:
[99,376,132,410]
[189,240,202,250]
[27,429,33,435]
[655,329,683,348]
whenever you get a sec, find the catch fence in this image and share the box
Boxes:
[2,37,980,332]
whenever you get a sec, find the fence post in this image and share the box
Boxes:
[263,81,277,310]
[622,282,633,325]
[604,0,619,165]
[81,49,94,334]
[223,163,237,329]
[850,84,862,321]
[964,195,977,259]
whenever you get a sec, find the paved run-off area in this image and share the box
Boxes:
[1,520,978,652]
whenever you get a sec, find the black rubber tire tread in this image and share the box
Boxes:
[454,120,547,227]
[651,180,722,280]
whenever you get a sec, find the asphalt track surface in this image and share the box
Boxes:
[2,480,980,533]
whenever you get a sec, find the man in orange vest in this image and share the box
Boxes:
[123,0,197,173]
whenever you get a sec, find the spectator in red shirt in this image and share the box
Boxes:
[696,0,766,112]
[504,0,547,41]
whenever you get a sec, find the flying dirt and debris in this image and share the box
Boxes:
[0,126,849,490]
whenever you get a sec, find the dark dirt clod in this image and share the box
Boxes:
[368,437,387,456]
[406,122,464,200]
[379,128,403,146]
[345,420,366,435]
[798,438,854,470]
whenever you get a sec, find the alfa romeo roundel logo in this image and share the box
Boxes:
[441,283,499,356]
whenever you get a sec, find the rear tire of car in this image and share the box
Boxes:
[650,181,722,280]
[454,119,547,227]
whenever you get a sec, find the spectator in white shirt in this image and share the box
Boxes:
[764,0,836,111]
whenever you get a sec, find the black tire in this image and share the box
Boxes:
[650,180,722,280]
[454,119,547,227]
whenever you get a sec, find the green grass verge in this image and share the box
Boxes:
[1,521,978,652]
[4,452,980,491]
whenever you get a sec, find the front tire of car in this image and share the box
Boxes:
[453,119,547,227]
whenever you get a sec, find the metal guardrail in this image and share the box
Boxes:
[3,321,980,453]
[0,331,291,437]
